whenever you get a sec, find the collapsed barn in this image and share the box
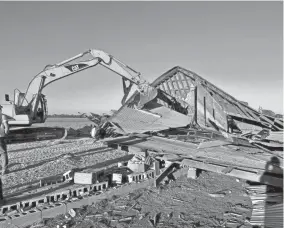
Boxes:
[0,66,282,228]
[110,66,283,134]
[106,66,283,187]
[101,66,283,227]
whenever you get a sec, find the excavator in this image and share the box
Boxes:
[1,49,160,144]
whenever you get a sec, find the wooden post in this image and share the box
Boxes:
[194,86,198,124]
[203,96,207,126]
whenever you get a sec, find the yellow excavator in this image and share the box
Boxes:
[1,49,159,143]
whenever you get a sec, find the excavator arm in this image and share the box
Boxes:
[21,49,158,123]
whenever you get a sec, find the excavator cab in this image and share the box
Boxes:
[36,94,48,123]
[2,90,48,126]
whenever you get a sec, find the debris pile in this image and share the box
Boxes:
[246,184,283,227]
[1,66,283,228]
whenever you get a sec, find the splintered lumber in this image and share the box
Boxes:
[181,159,283,187]
[197,140,232,149]
[266,131,283,143]
[101,134,149,144]
[154,163,176,187]
[193,147,283,175]
[254,141,283,149]
[106,135,283,185]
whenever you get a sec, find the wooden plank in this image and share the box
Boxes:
[164,80,173,96]
[266,131,283,143]
[275,118,284,126]
[208,86,258,121]
[235,103,255,119]
[176,72,189,93]
[101,135,135,144]
[181,159,283,187]
[160,83,167,93]
[174,74,186,98]
[243,107,260,120]
[194,85,198,123]
[178,68,261,114]
[154,163,176,187]
[179,72,192,91]
[169,76,179,97]
[197,140,232,149]
[203,96,207,126]
[194,147,283,174]
[150,136,197,149]
[260,115,282,130]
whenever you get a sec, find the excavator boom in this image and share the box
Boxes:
[2,48,158,128]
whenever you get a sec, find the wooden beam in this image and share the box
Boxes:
[160,83,167,93]
[101,134,150,144]
[176,72,189,93]
[261,115,282,131]
[168,76,178,97]
[174,75,185,98]
[178,68,259,114]
[235,103,255,119]
[165,80,173,96]
[151,67,179,88]
[242,107,260,120]
[154,163,177,187]
[207,85,259,121]
[181,159,283,187]
[203,96,207,126]
[194,86,198,123]
[197,140,232,149]
[178,72,192,90]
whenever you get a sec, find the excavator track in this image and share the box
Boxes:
[5,127,67,144]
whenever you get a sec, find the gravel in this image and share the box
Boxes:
[3,138,126,194]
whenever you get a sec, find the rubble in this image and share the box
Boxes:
[2,66,283,227]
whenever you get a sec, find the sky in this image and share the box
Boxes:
[0,1,283,115]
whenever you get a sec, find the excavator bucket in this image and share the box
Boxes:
[137,85,158,109]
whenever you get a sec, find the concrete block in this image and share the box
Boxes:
[187,168,197,179]
[63,170,75,182]
[74,172,96,185]
[46,189,71,203]
[112,173,122,184]
[127,162,146,173]
[0,216,11,227]
[127,174,133,183]
[11,208,42,227]
[0,202,21,214]
[117,162,127,167]
[146,170,155,179]
[41,202,67,219]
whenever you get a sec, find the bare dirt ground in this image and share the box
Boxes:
[3,137,253,228]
